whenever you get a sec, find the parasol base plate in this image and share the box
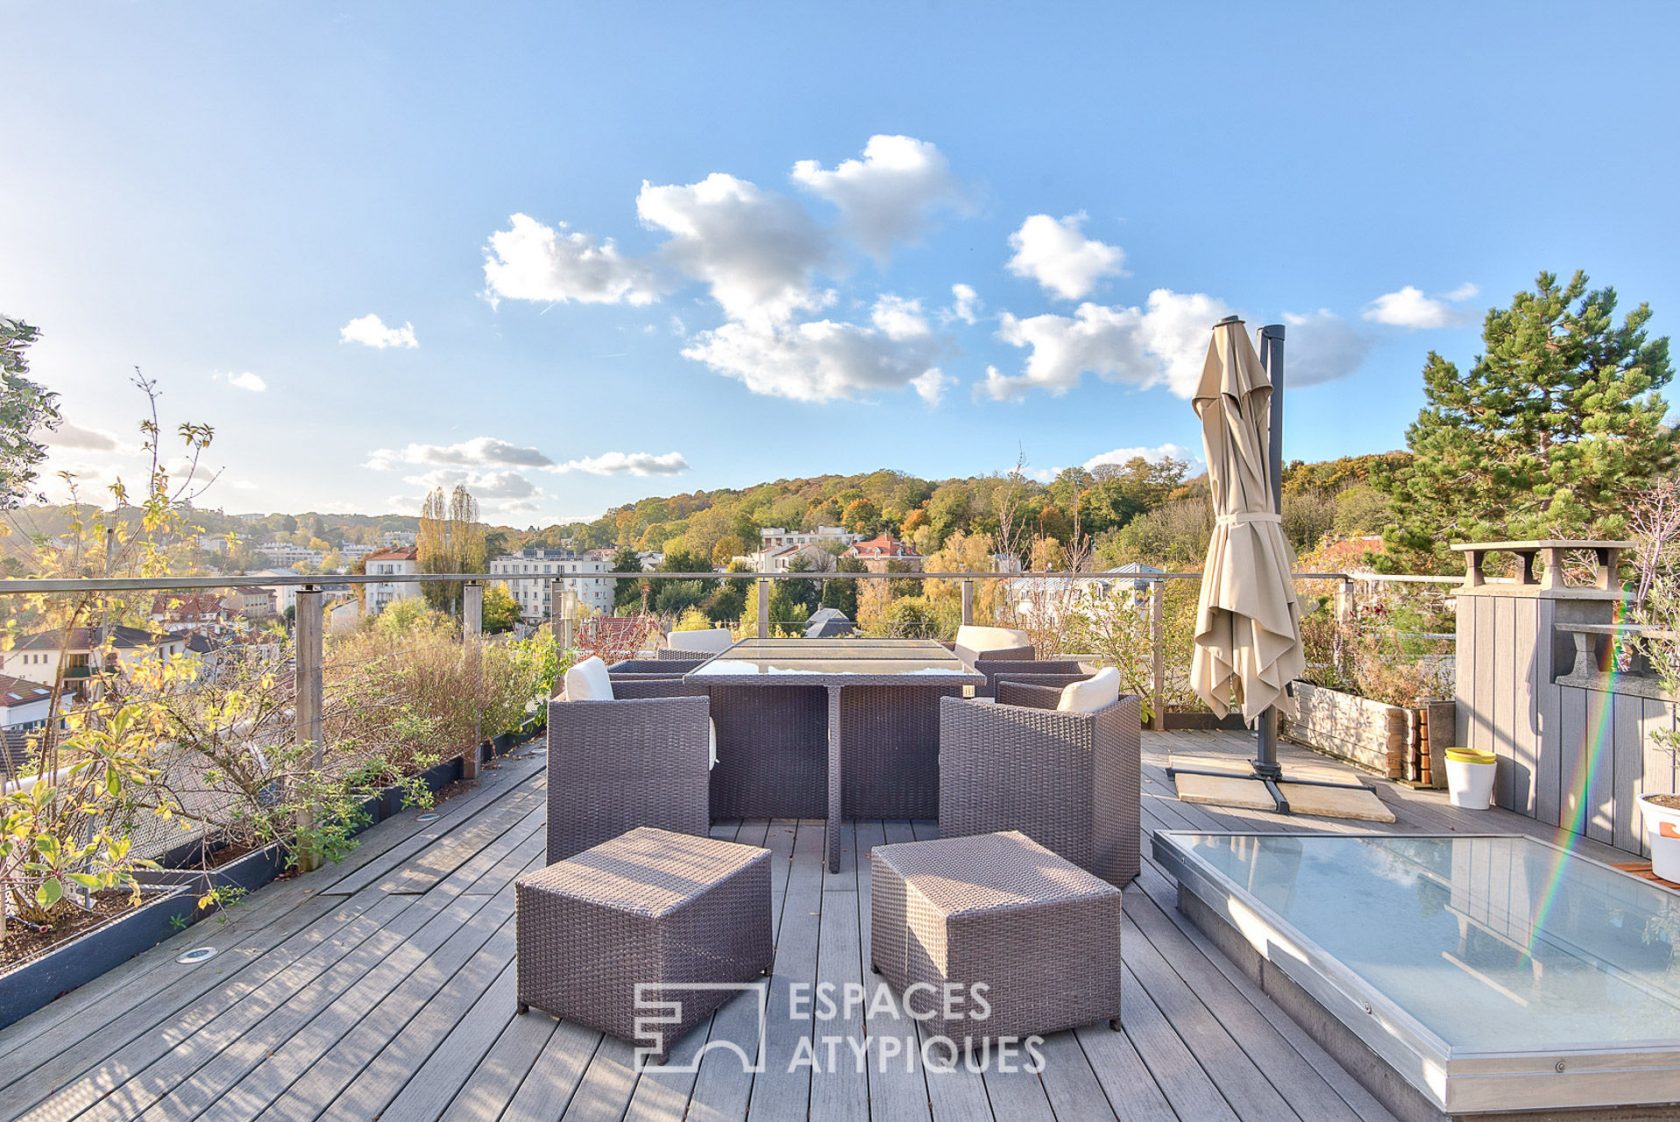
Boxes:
[1165,762,1371,816]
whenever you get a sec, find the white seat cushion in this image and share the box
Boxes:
[954,625,1030,653]
[709,718,718,769]
[1057,666,1121,713]
[665,627,734,653]
[563,656,614,701]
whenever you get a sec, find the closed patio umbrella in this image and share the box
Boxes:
[1168,317,1365,814]
[1188,317,1304,721]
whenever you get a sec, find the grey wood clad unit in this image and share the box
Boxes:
[1455,577,1679,860]
[0,730,1653,1122]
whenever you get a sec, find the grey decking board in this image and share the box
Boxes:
[1072,1020,1179,1122]
[685,817,797,1122]
[9,890,417,1122]
[127,891,463,1122]
[746,819,827,1122]
[0,892,343,1109]
[854,818,937,1122]
[252,873,534,1119]
[194,892,499,1122]
[1127,860,1398,1122]
[439,1010,559,1122]
[1037,1032,1121,1121]
[317,911,521,1120]
[1116,962,1241,1122]
[810,819,868,1122]
[203,827,548,1121]
[381,956,525,1121]
[497,1019,602,1122]
[41,891,418,1122]
[1121,912,1309,1122]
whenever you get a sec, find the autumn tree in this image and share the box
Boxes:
[481,583,521,632]
[1378,271,1674,569]
[417,484,486,616]
[841,498,881,535]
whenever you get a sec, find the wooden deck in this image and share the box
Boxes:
[0,731,1634,1122]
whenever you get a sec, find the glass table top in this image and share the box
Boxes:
[1168,833,1680,1053]
[689,638,976,678]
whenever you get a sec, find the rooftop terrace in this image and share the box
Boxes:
[0,729,1629,1122]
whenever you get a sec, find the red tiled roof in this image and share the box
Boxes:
[846,533,919,558]
[0,674,52,707]
[365,546,419,562]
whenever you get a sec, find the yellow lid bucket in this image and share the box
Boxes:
[1445,747,1496,765]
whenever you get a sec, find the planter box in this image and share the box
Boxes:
[0,884,193,1032]
[140,840,291,896]
[1281,681,1411,779]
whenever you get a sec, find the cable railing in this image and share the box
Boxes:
[3,565,1465,754]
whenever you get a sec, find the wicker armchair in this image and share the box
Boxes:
[953,625,1036,666]
[938,681,1142,885]
[970,658,1086,697]
[546,678,711,862]
[606,657,704,678]
[652,647,717,662]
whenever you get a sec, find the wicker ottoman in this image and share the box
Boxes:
[516,826,773,1060]
[870,830,1122,1044]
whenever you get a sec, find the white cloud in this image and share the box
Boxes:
[683,314,944,404]
[367,436,553,471]
[551,451,690,476]
[1083,442,1200,472]
[636,173,830,326]
[982,289,1233,400]
[340,313,418,349]
[1281,310,1374,386]
[791,134,962,259]
[1006,212,1126,301]
[1361,283,1478,329]
[482,213,659,308]
[46,422,120,452]
[403,467,540,501]
[1135,290,1236,396]
[869,294,931,341]
[946,283,981,325]
[910,369,954,407]
[214,370,267,392]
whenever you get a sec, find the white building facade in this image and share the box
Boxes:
[490,548,615,623]
[364,547,421,616]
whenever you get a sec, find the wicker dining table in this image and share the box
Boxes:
[685,638,986,872]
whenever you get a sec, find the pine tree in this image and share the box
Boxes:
[1378,271,1674,569]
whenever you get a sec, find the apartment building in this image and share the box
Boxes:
[489,548,615,623]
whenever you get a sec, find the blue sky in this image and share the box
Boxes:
[5,2,1678,526]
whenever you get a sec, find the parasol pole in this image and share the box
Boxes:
[1254,323,1285,788]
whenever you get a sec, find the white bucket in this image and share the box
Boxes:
[1445,757,1497,810]
[1640,795,1680,883]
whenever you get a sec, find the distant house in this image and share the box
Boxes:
[364,546,421,617]
[251,568,304,615]
[0,674,54,731]
[223,588,277,619]
[150,590,233,630]
[843,533,922,573]
[488,547,616,624]
[0,626,188,698]
[755,542,836,573]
